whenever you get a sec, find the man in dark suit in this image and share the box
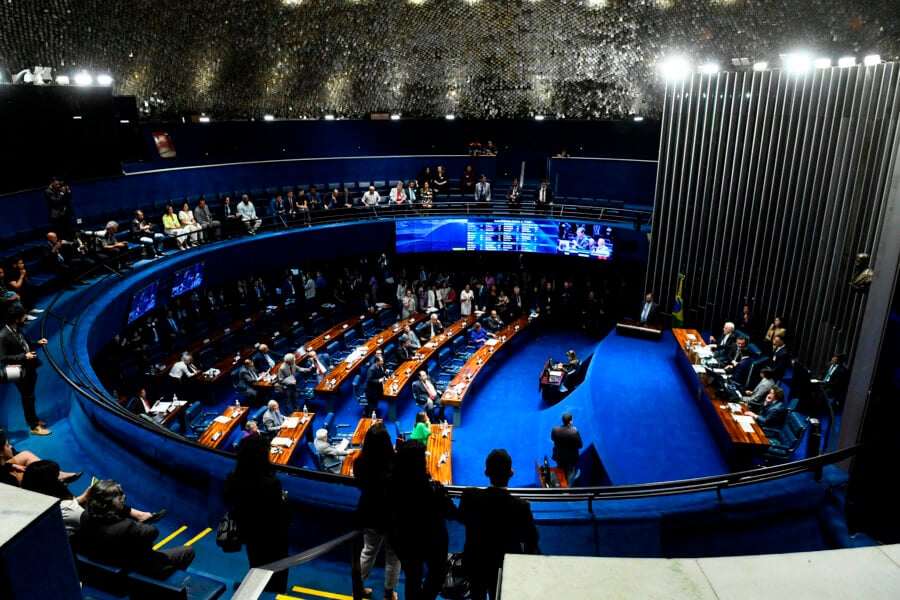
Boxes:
[365,355,386,417]
[237,359,260,403]
[78,480,194,579]
[710,322,737,359]
[820,353,850,406]
[509,285,526,317]
[551,413,583,484]
[638,292,659,325]
[252,343,278,374]
[418,313,444,342]
[507,178,522,210]
[533,180,554,211]
[45,177,74,237]
[411,370,445,420]
[0,307,51,435]
[729,347,753,390]
[458,449,539,600]
[395,337,415,365]
[769,335,791,381]
[748,386,788,430]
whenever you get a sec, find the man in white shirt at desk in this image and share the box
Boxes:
[361,186,381,206]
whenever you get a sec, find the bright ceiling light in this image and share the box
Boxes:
[837,57,856,68]
[633,116,644,122]
[73,71,93,86]
[55,75,70,85]
[534,115,545,121]
[783,53,811,73]
[698,62,720,75]
[863,54,881,66]
[445,114,456,120]
[198,116,211,123]
[96,74,113,86]
[324,114,335,120]
[660,56,691,81]
[814,58,831,69]
[263,114,275,121]
[752,61,768,72]
[390,113,401,120]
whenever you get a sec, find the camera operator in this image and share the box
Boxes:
[0,307,51,435]
[45,177,75,239]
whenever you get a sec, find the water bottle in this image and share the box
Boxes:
[371,410,377,421]
[172,393,178,403]
[303,405,309,418]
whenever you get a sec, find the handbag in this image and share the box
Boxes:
[440,552,470,600]
[216,511,242,553]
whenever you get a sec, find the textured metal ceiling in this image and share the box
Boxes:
[1,0,897,120]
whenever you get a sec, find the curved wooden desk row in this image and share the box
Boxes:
[195,405,315,466]
[671,328,769,467]
[384,314,478,399]
[341,418,453,484]
[441,313,535,426]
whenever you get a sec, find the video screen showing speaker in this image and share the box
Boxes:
[127,281,159,324]
[171,262,205,298]
[556,222,614,259]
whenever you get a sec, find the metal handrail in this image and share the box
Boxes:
[231,530,364,600]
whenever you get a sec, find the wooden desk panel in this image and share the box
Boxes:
[316,314,426,394]
[340,418,382,476]
[158,400,190,428]
[536,462,569,488]
[671,328,769,455]
[616,318,664,341]
[197,406,249,448]
[426,424,453,485]
[441,314,533,426]
[300,316,364,355]
[384,315,477,399]
[270,411,315,466]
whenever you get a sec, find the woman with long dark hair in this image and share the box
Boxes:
[224,434,289,593]
[354,422,400,600]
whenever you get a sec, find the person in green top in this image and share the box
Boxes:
[409,411,431,443]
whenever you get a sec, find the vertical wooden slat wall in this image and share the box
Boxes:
[645,62,900,368]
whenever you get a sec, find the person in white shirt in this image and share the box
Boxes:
[460,284,474,316]
[237,195,262,234]
[361,186,381,206]
[169,352,199,381]
[177,202,202,246]
[389,182,407,205]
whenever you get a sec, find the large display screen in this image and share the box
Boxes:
[171,262,205,298]
[127,281,159,324]
[396,218,614,259]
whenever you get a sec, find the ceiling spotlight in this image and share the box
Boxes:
[783,53,811,73]
[863,54,881,66]
[324,114,335,120]
[838,57,856,68]
[72,116,83,120]
[534,115,545,121]
[55,75,70,85]
[96,74,113,86]
[263,114,275,121]
[660,56,691,81]
[633,116,644,122]
[198,115,211,123]
[752,61,768,71]
[73,71,93,86]
[445,114,456,120]
[390,113,401,120]
[698,63,720,75]
[814,58,831,69]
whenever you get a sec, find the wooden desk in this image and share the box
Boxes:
[536,462,569,488]
[316,314,426,395]
[384,315,477,399]
[616,318,664,341]
[340,418,382,476]
[197,405,249,449]
[269,411,316,466]
[671,328,769,467]
[426,424,453,485]
[441,314,533,426]
[157,400,190,429]
[299,315,364,355]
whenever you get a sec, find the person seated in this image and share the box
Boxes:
[41,232,87,286]
[820,353,850,406]
[194,197,222,241]
[298,349,329,382]
[418,313,444,342]
[169,352,200,382]
[177,203,203,246]
[307,186,322,211]
[484,310,504,335]
[93,221,130,270]
[723,336,749,369]
[130,210,165,257]
[401,324,421,350]
[729,347,753,390]
[746,386,788,431]
[313,428,350,473]
[361,186,381,207]
[241,420,261,441]
[269,194,289,229]
[744,368,775,412]
[237,195,262,235]
[237,359,261,403]
[221,196,244,237]
[262,400,289,435]
[162,204,189,250]
[395,337,415,365]
[564,349,580,375]
[21,460,165,537]
[769,335,791,382]
[1,429,81,486]
[77,479,194,580]
[470,322,488,347]
[125,388,162,421]
[253,343,278,374]
[420,182,434,208]
[411,370,445,420]
[708,322,737,358]
[389,182,407,206]
[409,411,432,443]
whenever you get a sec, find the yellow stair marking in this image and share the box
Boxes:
[153,525,187,550]
[185,527,213,546]
[291,586,353,600]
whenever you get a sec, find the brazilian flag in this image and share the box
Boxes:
[672,273,685,327]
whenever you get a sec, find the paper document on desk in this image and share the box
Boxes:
[336,439,350,451]
[271,437,293,447]
[695,347,714,358]
[686,333,697,341]
[692,365,706,374]
[712,368,727,374]
[485,338,499,346]
[151,402,171,413]
[282,417,299,429]
[213,416,231,424]
[733,415,755,424]
[739,421,756,433]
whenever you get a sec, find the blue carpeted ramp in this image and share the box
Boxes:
[551,329,729,484]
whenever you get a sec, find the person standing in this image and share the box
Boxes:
[458,449,539,600]
[0,306,51,435]
[551,413,583,484]
[45,177,74,238]
[354,423,401,600]
[365,355,387,417]
[224,435,290,593]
